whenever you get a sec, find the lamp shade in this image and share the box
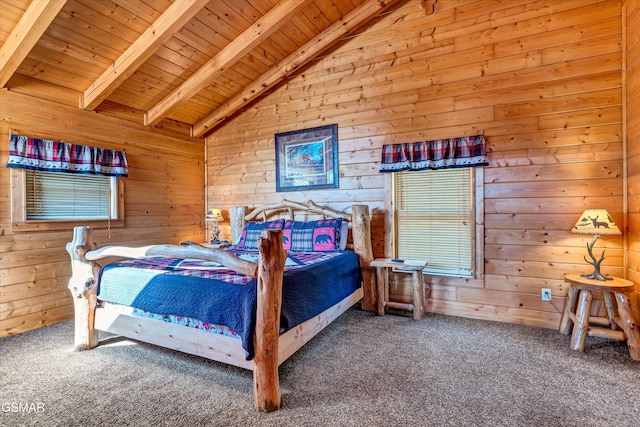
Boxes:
[571,209,621,236]
[206,208,224,221]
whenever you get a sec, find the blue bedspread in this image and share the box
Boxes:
[97,249,361,359]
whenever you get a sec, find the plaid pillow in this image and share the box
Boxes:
[236,219,285,249]
[282,218,343,252]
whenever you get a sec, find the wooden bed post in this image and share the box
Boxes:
[253,229,287,412]
[351,205,375,311]
[66,226,100,351]
[230,206,247,245]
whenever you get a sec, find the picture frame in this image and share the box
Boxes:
[274,124,339,192]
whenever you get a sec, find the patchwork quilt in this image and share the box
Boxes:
[97,247,361,359]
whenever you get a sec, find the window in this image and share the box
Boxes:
[389,167,484,279]
[8,134,127,232]
[11,169,123,231]
[25,170,117,220]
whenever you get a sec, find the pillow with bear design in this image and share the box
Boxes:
[282,218,343,252]
[236,219,285,249]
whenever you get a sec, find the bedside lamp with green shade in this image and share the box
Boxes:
[571,208,621,281]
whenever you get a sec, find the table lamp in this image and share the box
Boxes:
[206,208,224,244]
[571,208,621,281]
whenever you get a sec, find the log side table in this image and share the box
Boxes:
[559,273,639,360]
[371,258,427,320]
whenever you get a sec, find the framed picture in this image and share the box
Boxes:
[274,124,339,192]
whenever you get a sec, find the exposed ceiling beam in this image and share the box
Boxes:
[0,0,67,88]
[145,0,314,127]
[80,0,209,111]
[192,0,400,138]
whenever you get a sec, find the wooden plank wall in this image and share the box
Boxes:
[0,90,205,337]
[626,0,640,321]
[206,0,633,328]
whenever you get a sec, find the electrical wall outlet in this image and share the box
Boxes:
[541,288,552,302]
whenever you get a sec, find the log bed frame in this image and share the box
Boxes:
[66,200,373,412]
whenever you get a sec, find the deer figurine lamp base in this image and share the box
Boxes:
[580,234,612,281]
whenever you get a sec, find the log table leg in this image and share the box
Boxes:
[376,267,388,316]
[614,291,640,361]
[559,286,580,335]
[570,290,593,352]
[412,269,424,321]
[602,291,618,330]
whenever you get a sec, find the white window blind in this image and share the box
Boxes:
[395,168,474,276]
[26,170,116,220]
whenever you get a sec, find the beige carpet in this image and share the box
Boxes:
[1,308,639,426]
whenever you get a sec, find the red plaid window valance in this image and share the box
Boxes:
[7,134,128,177]
[379,135,487,172]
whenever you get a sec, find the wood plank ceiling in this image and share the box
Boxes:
[0,0,399,137]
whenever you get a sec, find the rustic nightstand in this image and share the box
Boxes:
[370,258,427,320]
[559,273,639,360]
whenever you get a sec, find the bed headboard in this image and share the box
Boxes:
[229,199,375,310]
[229,199,351,244]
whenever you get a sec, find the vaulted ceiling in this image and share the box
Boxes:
[0,0,399,138]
